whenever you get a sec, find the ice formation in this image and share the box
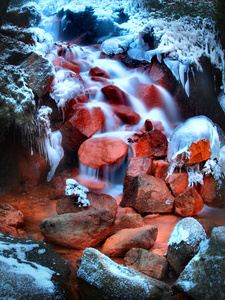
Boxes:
[38,106,64,182]
[50,69,84,110]
[167,116,225,186]
[65,178,90,207]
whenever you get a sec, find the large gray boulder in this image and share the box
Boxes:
[167,217,207,274]
[175,226,225,300]
[77,247,173,300]
[0,233,73,299]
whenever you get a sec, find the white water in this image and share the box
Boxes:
[43,42,182,192]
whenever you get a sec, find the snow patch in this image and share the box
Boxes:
[0,236,55,293]
[65,178,90,207]
[168,217,207,248]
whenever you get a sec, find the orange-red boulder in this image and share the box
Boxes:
[135,83,164,110]
[101,84,130,105]
[123,156,152,191]
[61,59,80,74]
[166,172,189,197]
[60,106,104,152]
[111,104,141,125]
[78,137,128,169]
[101,225,158,256]
[174,187,204,216]
[40,209,115,249]
[56,192,117,218]
[124,248,168,280]
[134,130,168,159]
[197,175,225,207]
[185,139,211,166]
[89,66,110,78]
[115,213,145,229]
[151,160,169,180]
[121,174,174,214]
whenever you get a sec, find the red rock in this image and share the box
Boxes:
[166,172,189,197]
[124,248,168,280]
[18,149,47,187]
[111,104,141,125]
[0,203,24,228]
[40,209,115,249]
[151,160,169,180]
[76,94,89,103]
[76,175,108,193]
[149,62,176,93]
[134,130,168,159]
[56,192,117,218]
[123,157,152,191]
[135,83,164,110]
[121,174,174,214]
[101,225,158,256]
[116,206,138,218]
[101,84,130,105]
[60,106,105,152]
[185,139,211,166]
[115,213,145,229]
[61,59,80,74]
[52,56,62,67]
[89,66,110,78]
[78,137,128,169]
[174,187,204,216]
[91,76,109,83]
[145,119,153,131]
[197,175,225,207]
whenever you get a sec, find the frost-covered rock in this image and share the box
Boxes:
[167,217,207,274]
[4,3,42,28]
[65,178,90,207]
[77,247,172,300]
[167,116,224,186]
[0,64,36,132]
[21,52,54,98]
[175,226,225,300]
[0,233,72,299]
[101,35,134,55]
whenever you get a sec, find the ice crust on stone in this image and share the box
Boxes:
[0,234,55,294]
[50,69,84,110]
[101,35,134,55]
[65,178,90,207]
[77,247,156,298]
[38,106,64,181]
[168,217,207,248]
[167,116,224,186]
